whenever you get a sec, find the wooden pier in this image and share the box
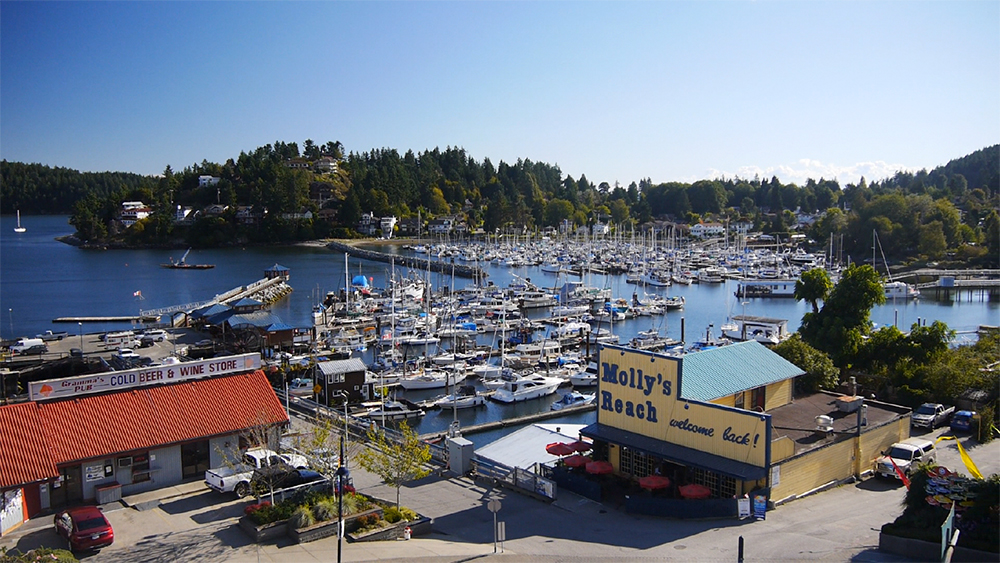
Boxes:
[54,315,160,324]
[419,402,596,441]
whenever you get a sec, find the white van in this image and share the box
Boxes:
[11,338,46,353]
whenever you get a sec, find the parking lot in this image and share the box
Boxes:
[2,418,996,562]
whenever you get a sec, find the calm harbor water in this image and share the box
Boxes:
[2,214,996,443]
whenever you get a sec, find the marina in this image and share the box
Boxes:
[2,214,998,442]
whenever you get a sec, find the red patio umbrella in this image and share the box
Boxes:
[563,454,590,468]
[568,440,592,453]
[638,474,672,491]
[679,484,712,499]
[585,460,615,475]
[545,442,576,456]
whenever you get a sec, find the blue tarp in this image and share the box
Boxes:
[352,275,370,288]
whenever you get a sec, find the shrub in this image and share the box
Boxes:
[290,506,316,529]
[0,547,77,562]
[383,506,402,524]
[399,506,418,521]
[244,501,271,516]
[313,500,337,522]
[341,492,360,516]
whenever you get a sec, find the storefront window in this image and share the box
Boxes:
[691,467,737,498]
[132,453,151,483]
[619,446,654,478]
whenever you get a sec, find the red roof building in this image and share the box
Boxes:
[0,369,287,527]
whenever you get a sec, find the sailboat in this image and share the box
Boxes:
[13,210,26,233]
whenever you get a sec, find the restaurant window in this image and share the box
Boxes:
[132,453,151,483]
[691,468,737,498]
[734,391,745,410]
[619,446,654,478]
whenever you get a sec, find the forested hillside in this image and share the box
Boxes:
[1,143,997,266]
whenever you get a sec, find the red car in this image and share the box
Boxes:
[53,506,114,553]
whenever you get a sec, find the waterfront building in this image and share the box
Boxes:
[560,341,910,517]
[0,354,286,533]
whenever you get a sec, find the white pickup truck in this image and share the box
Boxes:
[205,448,309,498]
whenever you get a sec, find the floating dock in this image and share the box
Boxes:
[53,315,160,324]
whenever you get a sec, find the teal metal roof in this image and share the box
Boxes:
[680,340,804,401]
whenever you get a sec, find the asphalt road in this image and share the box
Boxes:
[2,422,995,562]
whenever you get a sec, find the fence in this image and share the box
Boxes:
[472,456,557,500]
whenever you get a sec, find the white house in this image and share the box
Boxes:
[428,217,453,235]
[121,201,151,227]
[314,157,338,174]
[690,222,725,238]
[380,216,397,238]
[198,175,220,187]
[592,222,609,236]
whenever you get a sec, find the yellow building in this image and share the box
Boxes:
[574,341,909,516]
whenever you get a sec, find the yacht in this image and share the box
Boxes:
[490,373,562,403]
[883,281,919,300]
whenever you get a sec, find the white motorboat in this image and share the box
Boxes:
[363,399,425,421]
[431,385,487,409]
[288,377,315,397]
[550,390,596,411]
[569,362,599,387]
[398,369,466,390]
[490,373,562,403]
[884,281,919,300]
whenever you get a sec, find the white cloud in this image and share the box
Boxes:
[705,159,912,186]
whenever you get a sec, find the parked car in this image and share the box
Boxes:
[53,506,114,553]
[875,437,937,481]
[250,466,327,496]
[115,348,140,360]
[950,410,977,433]
[205,447,309,497]
[142,329,168,341]
[911,403,955,430]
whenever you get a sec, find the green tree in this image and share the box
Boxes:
[794,268,833,313]
[355,421,431,508]
[772,334,839,393]
[609,199,630,226]
[799,264,886,369]
[917,221,947,258]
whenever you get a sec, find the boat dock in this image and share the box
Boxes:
[326,240,486,279]
[419,402,596,441]
[53,315,161,324]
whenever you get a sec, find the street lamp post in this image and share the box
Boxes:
[335,433,350,563]
[78,322,83,350]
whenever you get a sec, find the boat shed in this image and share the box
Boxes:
[567,341,910,517]
[0,354,288,534]
[313,357,368,404]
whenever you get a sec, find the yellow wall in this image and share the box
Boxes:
[858,418,910,474]
[770,439,855,502]
[598,349,769,467]
[711,394,736,407]
[771,436,796,463]
[765,378,793,410]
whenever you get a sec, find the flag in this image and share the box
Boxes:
[133,290,142,297]
[935,436,983,479]
[889,456,911,489]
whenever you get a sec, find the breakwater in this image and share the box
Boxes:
[326,240,486,279]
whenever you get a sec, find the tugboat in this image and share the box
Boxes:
[161,248,215,269]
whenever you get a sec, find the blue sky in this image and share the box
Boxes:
[2,1,997,187]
